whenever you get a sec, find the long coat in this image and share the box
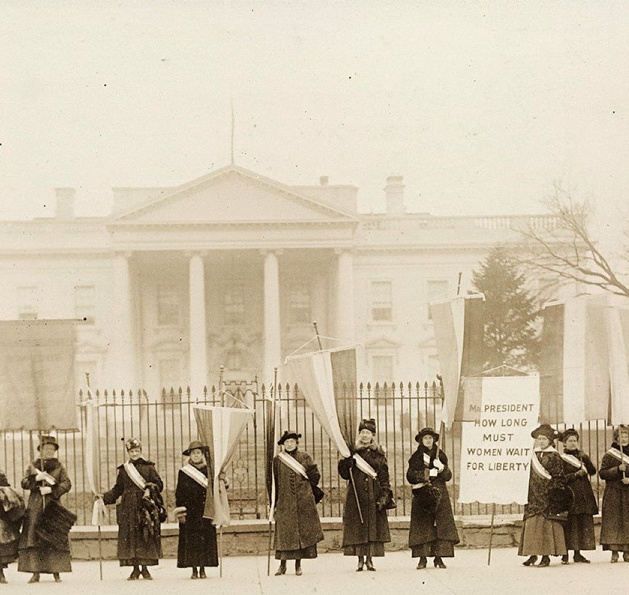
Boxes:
[175,464,218,568]
[562,449,598,515]
[0,478,25,567]
[407,445,459,548]
[338,444,391,548]
[273,450,324,553]
[103,458,163,565]
[599,443,629,547]
[523,448,566,519]
[19,459,72,552]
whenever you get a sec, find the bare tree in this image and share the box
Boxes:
[518,185,629,298]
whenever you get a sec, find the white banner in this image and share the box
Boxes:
[458,375,540,505]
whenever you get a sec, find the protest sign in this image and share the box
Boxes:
[458,375,539,505]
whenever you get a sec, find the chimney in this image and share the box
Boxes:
[384,175,405,214]
[319,175,329,186]
[55,188,76,218]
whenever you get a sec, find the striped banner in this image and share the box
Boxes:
[284,347,357,458]
[429,295,485,428]
[539,296,610,424]
[193,405,253,528]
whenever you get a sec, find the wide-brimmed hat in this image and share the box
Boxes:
[415,427,440,443]
[560,428,579,443]
[125,438,142,451]
[358,418,377,434]
[37,435,59,451]
[531,424,559,441]
[183,440,207,456]
[278,431,301,446]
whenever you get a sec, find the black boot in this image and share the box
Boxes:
[611,551,619,563]
[365,556,375,571]
[0,569,6,584]
[522,556,537,566]
[561,554,569,564]
[538,556,550,567]
[128,566,140,581]
[275,561,286,576]
[191,567,199,579]
[416,557,427,569]
[295,560,302,576]
[199,566,206,579]
[574,551,590,563]
[434,556,446,568]
[140,566,152,580]
[28,573,40,584]
[53,573,61,583]
[356,556,364,572]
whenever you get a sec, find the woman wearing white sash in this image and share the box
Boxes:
[338,418,393,572]
[273,431,324,576]
[519,424,568,567]
[599,425,629,562]
[559,429,597,563]
[100,438,164,580]
[174,440,218,578]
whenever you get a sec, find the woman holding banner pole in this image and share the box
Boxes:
[407,427,459,569]
[559,429,597,563]
[338,418,393,572]
[272,431,324,576]
[599,424,629,563]
[174,441,218,579]
[519,424,570,567]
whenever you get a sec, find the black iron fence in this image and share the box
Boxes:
[0,380,614,524]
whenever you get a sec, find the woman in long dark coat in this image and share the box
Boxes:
[407,427,459,569]
[559,428,598,564]
[101,438,164,580]
[174,440,218,579]
[338,418,392,572]
[18,435,72,583]
[273,430,324,576]
[599,424,629,562]
[0,472,25,583]
[519,424,569,567]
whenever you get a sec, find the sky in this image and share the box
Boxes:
[1,1,628,250]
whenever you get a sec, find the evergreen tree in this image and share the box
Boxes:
[472,246,540,371]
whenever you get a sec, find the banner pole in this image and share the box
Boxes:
[349,468,364,524]
[487,503,496,566]
[219,527,223,578]
[312,321,323,350]
[267,520,273,576]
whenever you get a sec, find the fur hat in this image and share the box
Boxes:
[277,430,301,446]
[358,418,377,434]
[415,427,440,443]
[37,435,59,451]
[182,440,206,456]
[613,425,629,443]
[530,424,559,441]
[560,428,579,443]
[125,438,142,451]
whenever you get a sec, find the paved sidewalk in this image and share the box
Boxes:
[0,548,625,593]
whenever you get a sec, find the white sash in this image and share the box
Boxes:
[353,453,378,479]
[278,451,309,480]
[607,447,629,466]
[560,452,586,471]
[123,461,147,491]
[531,448,555,480]
[423,452,444,471]
[181,464,209,489]
[40,471,57,486]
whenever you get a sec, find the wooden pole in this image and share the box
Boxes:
[219,527,223,578]
[266,521,273,576]
[312,321,323,350]
[487,503,496,566]
[349,468,364,524]
[267,367,278,576]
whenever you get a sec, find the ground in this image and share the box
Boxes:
[1,547,624,593]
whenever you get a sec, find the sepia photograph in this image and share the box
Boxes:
[1,1,629,592]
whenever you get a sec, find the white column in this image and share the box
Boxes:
[335,249,355,342]
[189,252,208,391]
[263,250,282,384]
[111,252,135,388]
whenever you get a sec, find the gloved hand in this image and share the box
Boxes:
[40,486,52,495]
[376,499,387,511]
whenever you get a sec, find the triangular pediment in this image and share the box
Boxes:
[113,165,356,225]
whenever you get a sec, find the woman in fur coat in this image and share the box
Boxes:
[407,427,459,569]
[338,418,393,572]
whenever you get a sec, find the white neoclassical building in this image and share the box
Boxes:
[0,165,562,394]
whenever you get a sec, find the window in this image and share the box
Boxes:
[75,285,95,324]
[427,280,449,319]
[18,286,38,320]
[370,281,392,322]
[289,285,311,324]
[159,358,181,390]
[224,287,245,325]
[157,285,180,326]
[372,355,394,382]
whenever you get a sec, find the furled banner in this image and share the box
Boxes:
[459,375,540,505]
[193,405,253,527]
[429,295,484,428]
[265,384,280,521]
[284,347,357,458]
[606,301,629,424]
[81,394,106,526]
[539,297,610,424]
[0,320,78,431]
